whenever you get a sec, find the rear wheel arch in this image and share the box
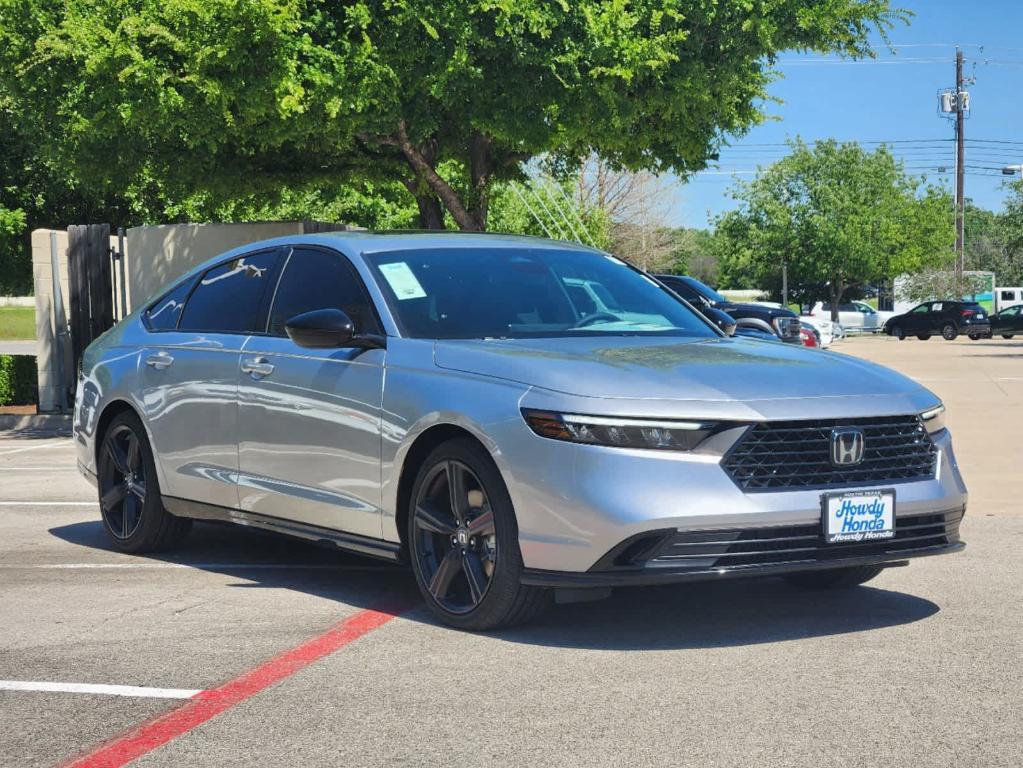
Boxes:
[94,400,144,466]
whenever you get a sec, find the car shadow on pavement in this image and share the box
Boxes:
[49,521,939,651]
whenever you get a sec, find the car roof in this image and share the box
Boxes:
[308,230,603,257]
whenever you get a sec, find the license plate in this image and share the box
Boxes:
[822,489,895,543]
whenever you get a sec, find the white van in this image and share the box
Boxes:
[996,287,1023,312]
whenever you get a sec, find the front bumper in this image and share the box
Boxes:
[506,424,968,573]
[522,507,964,587]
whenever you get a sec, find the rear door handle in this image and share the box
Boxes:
[145,352,174,370]
[241,357,275,378]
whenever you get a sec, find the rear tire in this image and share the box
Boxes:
[1002,334,1015,340]
[783,565,884,590]
[890,325,905,340]
[916,334,931,341]
[968,334,981,341]
[941,323,958,341]
[97,411,191,553]
[407,437,550,630]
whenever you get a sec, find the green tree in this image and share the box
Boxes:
[2,0,906,235]
[714,139,954,317]
[959,199,1023,288]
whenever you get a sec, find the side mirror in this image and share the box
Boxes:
[704,306,737,336]
[284,308,370,349]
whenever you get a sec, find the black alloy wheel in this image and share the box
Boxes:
[407,438,550,630]
[412,460,497,615]
[99,423,148,540]
[890,325,905,340]
[96,411,191,552]
[942,323,958,341]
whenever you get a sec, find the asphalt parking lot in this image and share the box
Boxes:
[1,335,1021,768]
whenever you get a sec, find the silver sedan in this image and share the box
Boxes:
[74,233,966,629]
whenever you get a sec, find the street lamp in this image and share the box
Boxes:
[1002,164,1023,177]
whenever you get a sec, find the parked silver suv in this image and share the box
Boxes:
[74,233,966,629]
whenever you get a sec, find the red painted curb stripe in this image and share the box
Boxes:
[62,607,402,768]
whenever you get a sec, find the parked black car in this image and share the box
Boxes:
[655,275,802,343]
[884,300,992,341]
[990,305,1023,339]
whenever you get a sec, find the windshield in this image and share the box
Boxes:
[681,276,728,304]
[367,247,717,340]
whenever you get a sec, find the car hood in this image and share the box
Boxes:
[433,336,932,406]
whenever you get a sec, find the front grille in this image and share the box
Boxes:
[722,415,937,491]
[645,509,962,570]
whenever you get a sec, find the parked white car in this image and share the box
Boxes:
[799,314,841,348]
[809,301,882,332]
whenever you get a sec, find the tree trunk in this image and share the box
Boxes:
[468,131,492,231]
[395,121,480,231]
[414,193,444,229]
[829,279,846,323]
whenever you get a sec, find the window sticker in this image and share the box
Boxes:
[378,261,427,300]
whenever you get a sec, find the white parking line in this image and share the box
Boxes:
[0,466,78,471]
[0,501,95,506]
[0,680,201,699]
[0,562,397,571]
[0,441,71,456]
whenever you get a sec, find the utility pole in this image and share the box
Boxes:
[954,48,965,295]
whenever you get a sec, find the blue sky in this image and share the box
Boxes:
[672,0,1023,228]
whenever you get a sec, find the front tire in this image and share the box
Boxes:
[890,325,905,340]
[1003,334,1015,339]
[783,565,884,590]
[407,438,550,630]
[97,411,191,553]
[916,334,931,341]
[942,323,958,341]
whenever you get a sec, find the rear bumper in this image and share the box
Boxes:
[963,323,992,335]
[521,507,965,588]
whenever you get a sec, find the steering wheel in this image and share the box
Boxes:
[571,312,622,328]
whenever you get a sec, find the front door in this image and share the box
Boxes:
[236,246,386,539]
[140,248,281,509]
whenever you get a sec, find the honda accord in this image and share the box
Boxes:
[74,233,966,629]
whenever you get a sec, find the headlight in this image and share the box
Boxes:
[920,404,946,434]
[522,409,722,451]
[772,316,801,340]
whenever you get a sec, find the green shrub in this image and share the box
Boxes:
[0,355,37,406]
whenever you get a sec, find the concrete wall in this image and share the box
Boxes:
[124,222,307,310]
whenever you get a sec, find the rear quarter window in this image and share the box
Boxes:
[145,279,194,331]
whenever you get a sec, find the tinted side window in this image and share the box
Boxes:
[179,250,279,334]
[145,279,193,331]
[268,248,380,337]
[661,278,700,302]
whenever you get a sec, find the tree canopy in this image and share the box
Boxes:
[714,139,955,316]
[1,0,905,237]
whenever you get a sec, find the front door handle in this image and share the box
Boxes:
[241,357,275,378]
[145,352,174,370]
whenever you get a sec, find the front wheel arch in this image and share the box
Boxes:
[395,424,498,557]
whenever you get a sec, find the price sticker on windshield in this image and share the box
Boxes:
[379,261,427,300]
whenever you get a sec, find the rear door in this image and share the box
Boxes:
[235,246,387,538]
[140,248,282,509]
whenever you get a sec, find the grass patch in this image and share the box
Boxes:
[0,307,35,340]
